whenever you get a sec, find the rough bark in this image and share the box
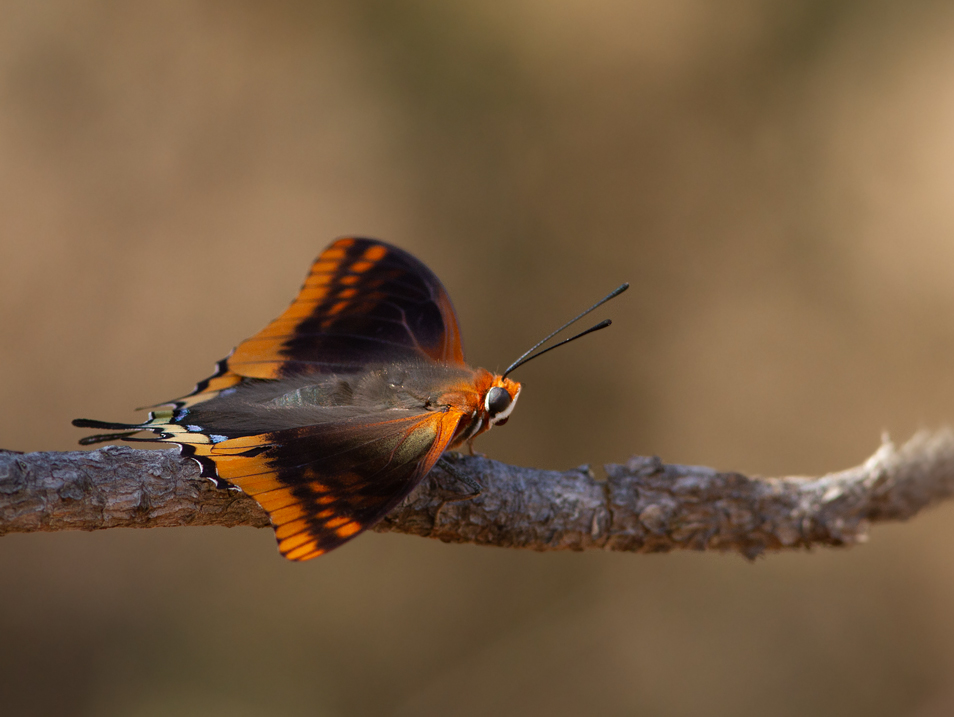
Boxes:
[2,430,953,557]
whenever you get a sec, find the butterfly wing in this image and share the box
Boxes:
[178,405,465,560]
[162,237,464,411]
[228,236,465,378]
[78,365,479,559]
[202,412,460,560]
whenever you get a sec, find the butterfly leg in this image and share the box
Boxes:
[435,455,482,500]
[464,438,486,458]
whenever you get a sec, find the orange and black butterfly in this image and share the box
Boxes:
[75,238,626,560]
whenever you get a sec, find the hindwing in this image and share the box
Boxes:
[190,408,464,560]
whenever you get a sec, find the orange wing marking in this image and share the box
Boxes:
[336,522,362,538]
[226,239,398,378]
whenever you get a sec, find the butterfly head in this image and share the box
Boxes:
[449,370,520,448]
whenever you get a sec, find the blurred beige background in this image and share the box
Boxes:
[3,2,954,715]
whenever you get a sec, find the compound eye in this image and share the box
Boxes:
[485,386,512,416]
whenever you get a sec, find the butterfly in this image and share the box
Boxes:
[75,237,626,561]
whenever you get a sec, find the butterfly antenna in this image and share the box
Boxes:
[502,283,628,378]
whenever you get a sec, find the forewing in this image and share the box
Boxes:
[129,238,463,419]
[183,408,464,560]
[227,237,465,379]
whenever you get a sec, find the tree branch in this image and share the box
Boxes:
[2,430,953,557]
